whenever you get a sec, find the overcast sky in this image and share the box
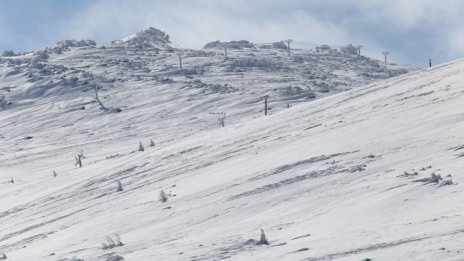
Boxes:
[1,0,463,67]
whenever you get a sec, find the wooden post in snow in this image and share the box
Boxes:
[286,39,293,57]
[177,50,184,69]
[224,42,228,60]
[382,51,389,63]
[262,95,269,116]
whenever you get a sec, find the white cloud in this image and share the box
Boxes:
[2,0,464,65]
[52,0,351,48]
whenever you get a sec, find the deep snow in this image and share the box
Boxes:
[2,28,463,260]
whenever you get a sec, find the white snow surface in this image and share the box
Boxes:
[1,29,462,260]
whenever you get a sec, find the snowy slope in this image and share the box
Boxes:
[2,28,464,260]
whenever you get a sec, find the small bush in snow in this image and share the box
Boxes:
[101,234,123,249]
[0,253,6,260]
[53,171,57,177]
[159,190,168,203]
[150,139,155,147]
[9,177,14,184]
[138,142,145,152]
[257,229,269,245]
[116,181,123,192]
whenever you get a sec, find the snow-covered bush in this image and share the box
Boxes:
[138,142,144,152]
[0,96,13,109]
[430,173,442,183]
[0,253,6,260]
[56,39,96,48]
[104,254,124,261]
[307,92,316,99]
[1,50,16,57]
[279,86,305,96]
[34,50,49,60]
[185,50,215,57]
[203,40,222,49]
[116,181,123,192]
[159,190,168,203]
[257,229,269,245]
[439,179,453,186]
[49,39,96,54]
[272,41,287,49]
[340,44,358,55]
[182,67,205,75]
[101,234,123,249]
[315,44,333,53]
[230,40,254,49]
[204,40,255,49]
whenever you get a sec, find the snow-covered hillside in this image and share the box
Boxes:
[2,28,463,260]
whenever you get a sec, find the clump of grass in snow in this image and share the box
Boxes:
[101,234,123,249]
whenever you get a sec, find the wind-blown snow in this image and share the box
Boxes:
[2,28,462,260]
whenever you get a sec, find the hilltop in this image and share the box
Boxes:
[2,28,461,261]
